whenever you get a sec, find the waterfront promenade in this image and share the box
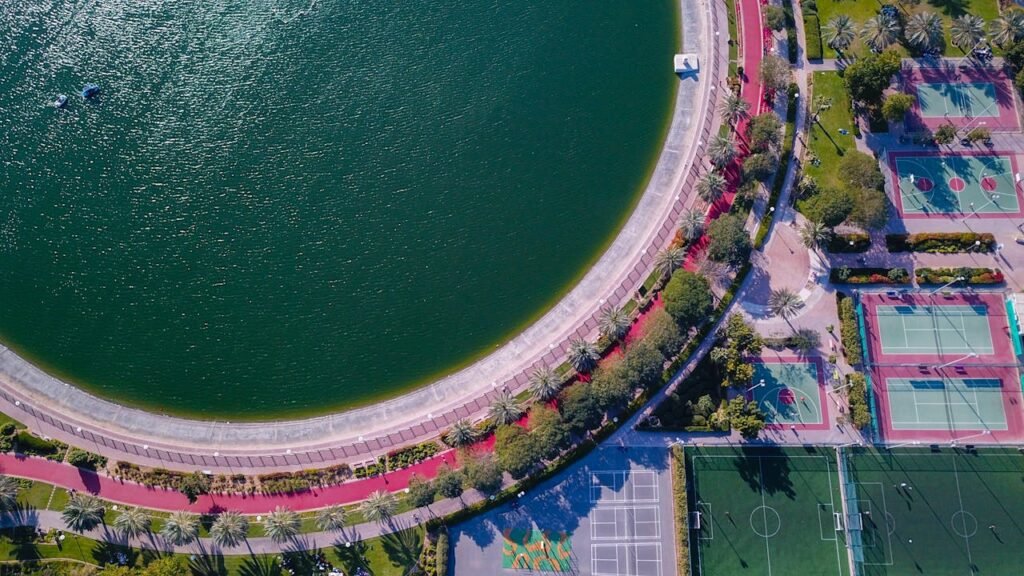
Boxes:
[0,0,727,474]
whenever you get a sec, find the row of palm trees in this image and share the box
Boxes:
[823,9,1024,54]
[57,486,397,549]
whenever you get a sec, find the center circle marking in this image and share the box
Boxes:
[750,505,782,538]
[951,510,977,538]
[949,176,966,192]
[981,176,998,191]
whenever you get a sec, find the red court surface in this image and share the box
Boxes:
[901,63,1020,132]
[749,355,830,431]
[868,364,1024,444]
[859,291,1024,443]
[859,291,1017,366]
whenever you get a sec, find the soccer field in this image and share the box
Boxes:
[844,448,1024,576]
[689,446,850,576]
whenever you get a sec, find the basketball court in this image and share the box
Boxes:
[889,152,1022,218]
[902,61,1019,132]
[750,358,828,430]
[844,447,1024,576]
[689,446,850,576]
[856,290,1024,443]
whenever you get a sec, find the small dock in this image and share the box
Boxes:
[674,54,699,75]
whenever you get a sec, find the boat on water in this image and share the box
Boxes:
[53,94,68,108]
[81,83,100,99]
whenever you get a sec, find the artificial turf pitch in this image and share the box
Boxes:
[689,446,850,576]
[845,447,1024,576]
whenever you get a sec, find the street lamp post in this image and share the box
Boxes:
[932,351,978,370]
[885,440,922,450]
[929,276,965,295]
[950,429,991,447]
[746,379,766,395]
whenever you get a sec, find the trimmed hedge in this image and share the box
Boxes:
[837,293,863,365]
[886,233,995,253]
[12,432,66,461]
[436,530,449,576]
[830,267,910,285]
[803,13,823,60]
[826,232,870,253]
[915,267,1004,285]
[671,446,690,576]
[846,373,871,429]
[754,83,799,249]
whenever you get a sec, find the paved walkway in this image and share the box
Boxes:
[0,0,723,475]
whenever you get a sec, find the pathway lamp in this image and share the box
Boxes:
[929,276,965,295]
[746,379,766,394]
[932,352,977,371]
[950,429,990,447]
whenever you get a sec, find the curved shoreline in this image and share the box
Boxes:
[0,0,722,472]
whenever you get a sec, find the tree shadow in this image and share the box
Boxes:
[334,539,370,575]
[189,550,229,576]
[381,527,424,571]
[926,0,971,17]
[237,553,282,576]
[91,537,138,568]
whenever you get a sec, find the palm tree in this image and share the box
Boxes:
[444,419,478,447]
[0,475,20,511]
[824,15,856,52]
[360,490,398,524]
[990,10,1024,47]
[61,493,104,532]
[905,12,944,52]
[707,135,737,168]
[799,221,832,251]
[719,92,750,130]
[488,392,523,426]
[697,171,728,204]
[567,337,600,373]
[679,209,705,243]
[653,245,686,279]
[160,511,199,546]
[315,505,346,532]
[768,288,804,320]
[598,306,631,341]
[264,506,300,544]
[210,511,249,549]
[861,14,901,52]
[528,365,561,402]
[951,15,986,52]
[113,507,151,540]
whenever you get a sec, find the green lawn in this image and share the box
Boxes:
[813,0,1002,58]
[806,71,855,192]
[0,525,426,575]
[0,412,27,431]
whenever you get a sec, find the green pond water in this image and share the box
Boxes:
[0,0,678,419]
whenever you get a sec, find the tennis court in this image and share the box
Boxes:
[889,152,1021,217]
[844,447,1024,576]
[874,303,994,356]
[750,359,827,429]
[884,375,1007,431]
[689,446,850,576]
[902,62,1019,131]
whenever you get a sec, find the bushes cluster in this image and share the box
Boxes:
[11,432,66,461]
[797,152,890,231]
[385,441,441,471]
[886,233,995,253]
[66,448,107,471]
[826,232,870,253]
[829,267,910,285]
[915,267,1004,285]
[846,373,872,430]
[837,294,863,365]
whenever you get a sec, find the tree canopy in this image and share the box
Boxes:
[843,50,900,105]
[663,269,714,330]
[707,214,752,265]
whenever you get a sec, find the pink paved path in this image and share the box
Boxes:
[0,451,451,513]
